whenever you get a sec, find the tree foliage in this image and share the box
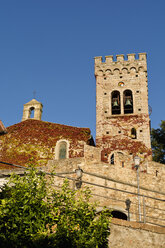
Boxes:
[0,168,111,248]
[151,120,165,164]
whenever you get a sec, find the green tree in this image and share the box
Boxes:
[0,168,111,248]
[151,120,165,164]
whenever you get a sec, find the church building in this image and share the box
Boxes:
[0,53,164,247]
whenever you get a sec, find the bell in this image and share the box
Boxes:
[113,100,119,107]
[125,99,132,106]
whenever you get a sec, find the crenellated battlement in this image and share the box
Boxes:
[94,53,147,65]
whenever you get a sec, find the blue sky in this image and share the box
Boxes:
[0,0,165,139]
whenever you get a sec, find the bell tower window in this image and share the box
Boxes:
[131,128,137,139]
[111,91,121,115]
[123,90,133,114]
[110,154,114,164]
[29,107,35,118]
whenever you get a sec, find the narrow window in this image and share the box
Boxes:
[131,128,137,139]
[111,91,121,115]
[110,154,114,164]
[30,107,35,118]
[123,90,133,114]
[59,142,67,159]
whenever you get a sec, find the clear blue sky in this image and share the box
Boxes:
[0,0,165,139]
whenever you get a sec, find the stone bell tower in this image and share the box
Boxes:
[94,53,152,163]
[22,99,43,121]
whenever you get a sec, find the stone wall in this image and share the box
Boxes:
[1,154,165,246]
[47,150,165,227]
[109,218,165,248]
[1,145,164,226]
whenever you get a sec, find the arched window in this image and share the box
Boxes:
[131,128,137,139]
[29,107,35,118]
[59,142,67,159]
[111,91,121,115]
[123,90,133,114]
[111,210,127,220]
[55,140,69,160]
[110,154,114,164]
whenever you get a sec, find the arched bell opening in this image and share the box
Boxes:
[123,90,133,114]
[111,91,121,115]
[29,107,35,118]
[111,210,127,220]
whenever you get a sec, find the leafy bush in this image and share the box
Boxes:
[0,168,111,248]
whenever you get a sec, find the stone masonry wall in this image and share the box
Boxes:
[1,162,164,247]
[109,219,165,248]
[1,151,165,246]
[47,148,165,227]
